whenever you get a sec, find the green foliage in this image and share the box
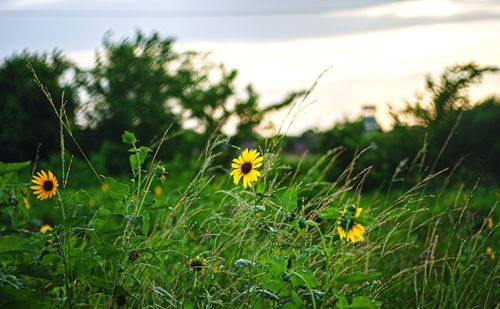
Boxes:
[0,32,498,309]
[104,177,129,200]
[0,161,30,176]
[72,31,302,172]
[281,185,298,212]
[0,51,78,162]
[308,63,500,189]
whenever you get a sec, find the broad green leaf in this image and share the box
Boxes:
[122,131,137,145]
[355,214,376,226]
[260,255,287,276]
[291,268,318,288]
[256,182,266,194]
[74,190,89,205]
[281,292,303,309]
[337,272,381,286]
[0,161,30,176]
[105,177,130,200]
[317,207,342,220]
[349,296,382,308]
[60,216,87,229]
[0,286,52,309]
[14,263,54,281]
[129,146,152,169]
[281,186,297,212]
[95,214,126,236]
[0,236,33,253]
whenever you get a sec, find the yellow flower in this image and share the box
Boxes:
[101,183,109,193]
[154,185,163,197]
[189,256,208,272]
[230,149,263,188]
[40,224,53,233]
[486,247,496,260]
[337,207,366,243]
[487,217,493,230]
[40,224,54,244]
[30,170,58,200]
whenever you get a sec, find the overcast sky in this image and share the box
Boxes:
[1,0,500,134]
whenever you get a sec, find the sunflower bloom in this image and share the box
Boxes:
[189,256,208,273]
[40,224,53,233]
[230,149,263,188]
[337,207,366,243]
[31,170,58,200]
[40,224,54,244]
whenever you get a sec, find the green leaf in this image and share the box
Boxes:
[297,246,323,264]
[291,268,318,288]
[0,161,30,176]
[14,263,54,281]
[129,146,152,169]
[281,186,297,212]
[333,290,348,309]
[336,272,381,286]
[95,214,126,237]
[349,296,382,308]
[74,190,89,205]
[0,236,33,253]
[260,255,287,276]
[317,207,342,220]
[0,286,53,309]
[355,214,376,226]
[60,216,87,229]
[105,177,130,200]
[122,131,137,145]
[256,182,266,194]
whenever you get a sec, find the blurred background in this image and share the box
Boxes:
[1,0,499,189]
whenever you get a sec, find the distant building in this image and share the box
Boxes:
[362,104,380,132]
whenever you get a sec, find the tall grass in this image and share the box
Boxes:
[0,73,498,309]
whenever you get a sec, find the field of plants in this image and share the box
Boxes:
[1,116,498,308]
[0,32,499,308]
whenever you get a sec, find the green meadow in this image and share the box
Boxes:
[0,32,498,308]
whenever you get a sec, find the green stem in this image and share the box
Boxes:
[57,191,66,220]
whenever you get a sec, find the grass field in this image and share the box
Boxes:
[0,129,498,308]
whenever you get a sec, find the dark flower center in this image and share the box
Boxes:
[241,162,252,174]
[190,260,204,270]
[43,180,54,191]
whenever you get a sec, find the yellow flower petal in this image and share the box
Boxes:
[241,149,250,161]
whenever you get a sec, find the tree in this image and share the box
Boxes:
[79,31,302,172]
[0,51,78,162]
[392,62,498,126]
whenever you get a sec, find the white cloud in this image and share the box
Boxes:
[330,0,500,19]
[178,19,500,134]
[1,0,64,10]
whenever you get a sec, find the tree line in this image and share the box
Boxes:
[1,31,498,188]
